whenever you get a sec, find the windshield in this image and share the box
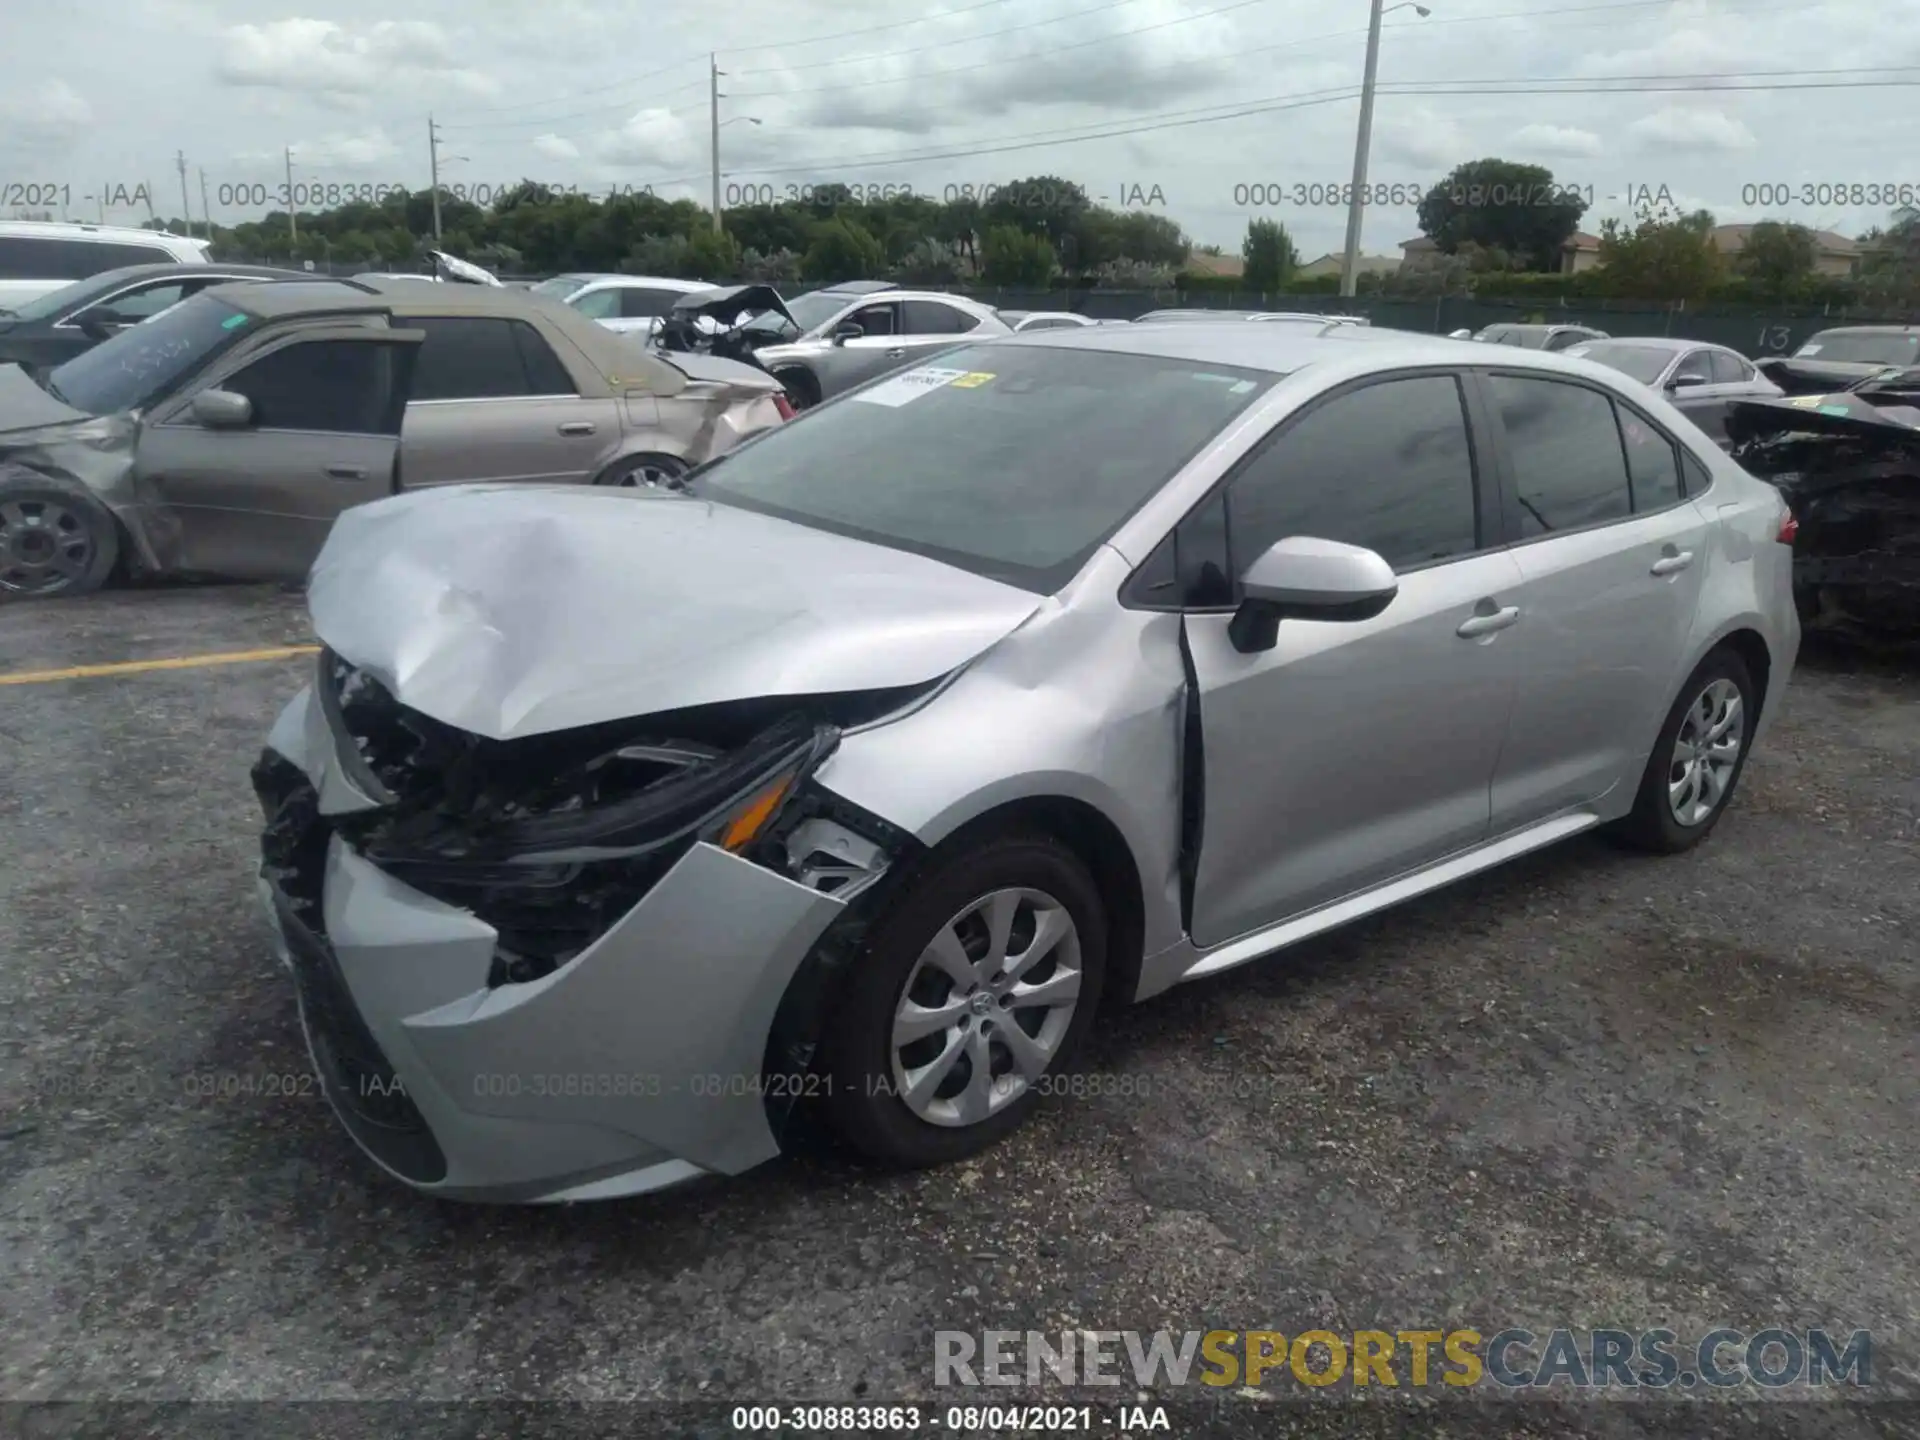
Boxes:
[1570,342,1675,385]
[530,274,595,299]
[45,293,250,415]
[1797,331,1920,366]
[691,344,1277,592]
[777,290,862,334]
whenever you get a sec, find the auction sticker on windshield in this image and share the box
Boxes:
[852,366,970,407]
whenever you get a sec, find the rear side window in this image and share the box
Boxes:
[904,300,978,334]
[617,288,677,319]
[1228,374,1480,572]
[1616,407,1683,511]
[1488,374,1632,534]
[405,316,572,399]
[222,340,398,433]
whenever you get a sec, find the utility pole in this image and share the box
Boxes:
[709,54,723,233]
[428,114,444,244]
[198,167,212,238]
[284,146,298,241]
[1338,0,1386,298]
[175,151,193,238]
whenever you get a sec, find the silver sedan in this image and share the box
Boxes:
[1563,337,1782,446]
[257,323,1799,1202]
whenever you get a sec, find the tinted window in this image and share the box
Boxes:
[406,316,529,399]
[617,288,678,319]
[694,346,1274,592]
[1708,350,1750,383]
[1544,330,1585,351]
[222,339,397,433]
[1617,407,1683,510]
[512,323,575,394]
[1229,375,1479,572]
[0,236,174,281]
[86,280,191,322]
[904,300,976,335]
[1489,375,1631,534]
[45,293,249,415]
[847,302,898,337]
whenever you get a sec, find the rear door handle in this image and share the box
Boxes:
[1651,550,1695,576]
[324,465,367,480]
[1456,605,1520,638]
[557,421,595,436]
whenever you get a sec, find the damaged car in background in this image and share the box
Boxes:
[1726,366,1920,639]
[0,276,786,598]
[1756,325,1920,396]
[256,324,1797,1203]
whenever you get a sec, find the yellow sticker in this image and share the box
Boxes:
[949,371,996,388]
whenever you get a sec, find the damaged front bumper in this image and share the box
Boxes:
[253,659,908,1202]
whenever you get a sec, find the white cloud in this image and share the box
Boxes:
[0,80,94,152]
[1511,124,1603,160]
[1627,107,1757,154]
[596,109,700,170]
[215,18,495,100]
[230,129,401,171]
[1373,107,1473,170]
[531,134,581,161]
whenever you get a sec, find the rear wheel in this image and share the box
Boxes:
[824,832,1107,1168]
[593,453,687,490]
[1611,648,1757,853]
[0,469,119,599]
[772,366,820,411]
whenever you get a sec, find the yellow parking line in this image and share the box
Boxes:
[0,645,321,686]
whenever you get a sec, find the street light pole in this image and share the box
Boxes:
[1338,1,1430,298]
[710,53,723,233]
[1338,0,1386,298]
[428,114,443,244]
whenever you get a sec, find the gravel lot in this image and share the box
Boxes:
[1,584,1916,1437]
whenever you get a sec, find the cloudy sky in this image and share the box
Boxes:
[5,0,1918,258]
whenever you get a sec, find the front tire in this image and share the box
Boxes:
[592,452,687,489]
[0,468,119,599]
[772,366,820,411]
[824,832,1107,1168]
[1611,648,1757,853]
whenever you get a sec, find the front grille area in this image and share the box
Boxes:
[253,751,447,1184]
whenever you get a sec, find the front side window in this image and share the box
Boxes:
[569,288,621,320]
[82,281,193,324]
[44,293,250,415]
[1228,375,1480,573]
[692,346,1276,592]
[618,288,678,320]
[221,339,399,433]
[846,302,898,337]
[1489,374,1632,535]
[1708,350,1750,384]
[1672,350,1713,384]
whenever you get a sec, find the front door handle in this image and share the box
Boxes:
[324,465,367,480]
[1456,605,1520,638]
[557,421,595,436]
[1651,549,1695,576]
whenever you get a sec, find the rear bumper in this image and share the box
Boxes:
[258,686,847,1203]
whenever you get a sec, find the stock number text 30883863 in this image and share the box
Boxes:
[211,181,656,210]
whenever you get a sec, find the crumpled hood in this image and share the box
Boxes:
[0,363,92,435]
[307,485,1045,741]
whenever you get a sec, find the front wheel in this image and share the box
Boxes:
[824,832,1107,1168]
[0,468,120,599]
[1610,648,1757,853]
[593,453,687,490]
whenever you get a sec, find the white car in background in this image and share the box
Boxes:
[529,274,718,338]
[0,221,211,311]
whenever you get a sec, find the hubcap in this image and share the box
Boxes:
[612,460,684,489]
[889,887,1082,1128]
[1668,677,1745,826]
[0,498,95,595]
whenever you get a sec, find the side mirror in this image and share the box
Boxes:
[1667,373,1708,391]
[1227,536,1398,654]
[191,389,253,429]
[77,312,120,341]
[832,323,865,345]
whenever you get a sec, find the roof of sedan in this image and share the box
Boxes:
[1570,336,1710,352]
[997,319,1489,373]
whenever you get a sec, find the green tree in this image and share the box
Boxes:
[801,217,886,281]
[1594,200,1724,300]
[980,224,1056,285]
[1733,220,1816,294]
[687,225,741,280]
[1858,206,1920,304]
[1417,158,1588,272]
[1242,218,1298,290]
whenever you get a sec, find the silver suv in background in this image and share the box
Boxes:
[0,221,212,311]
[256,324,1797,1202]
[743,281,1011,408]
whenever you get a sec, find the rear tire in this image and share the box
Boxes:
[1610,648,1757,854]
[772,366,820,411]
[592,453,687,489]
[0,467,119,600]
[823,831,1107,1169]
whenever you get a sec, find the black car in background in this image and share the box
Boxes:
[0,262,305,371]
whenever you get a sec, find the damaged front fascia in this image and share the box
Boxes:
[309,650,931,984]
[1728,395,1920,637]
[0,412,175,574]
